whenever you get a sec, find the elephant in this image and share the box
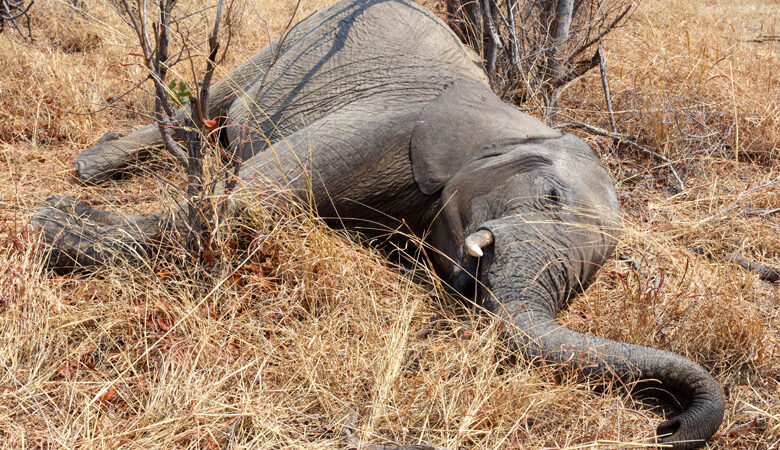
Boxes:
[29,0,724,447]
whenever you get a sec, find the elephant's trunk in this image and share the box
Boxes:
[504,303,724,449]
[477,224,724,449]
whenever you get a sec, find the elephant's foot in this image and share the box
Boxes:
[29,195,156,270]
[74,135,145,184]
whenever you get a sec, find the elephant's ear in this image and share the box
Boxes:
[411,79,561,195]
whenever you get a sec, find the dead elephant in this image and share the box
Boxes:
[30,0,724,448]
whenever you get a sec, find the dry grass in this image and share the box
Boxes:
[1,0,778,448]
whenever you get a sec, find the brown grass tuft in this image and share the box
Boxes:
[564,0,779,162]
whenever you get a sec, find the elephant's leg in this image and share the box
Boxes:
[37,194,151,226]
[29,189,218,270]
[31,126,318,271]
[231,103,419,211]
[74,36,289,184]
[34,102,416,271]
[74,111,184,184]
[30,195,162,270]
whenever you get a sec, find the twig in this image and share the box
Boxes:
[481,0,501,80]
[142,0,189,169]
[258,0,301,89]
[560,119,686,191]
[199,2,223,122]
[495,1,526,91]
[597,41,617,133]
[748,35,779,43]
[0,0,34,40]
[567,4,632,61]
[729,254,780,283]
[705,181,780,219]
[691,247,780,283]
[738,208,780,217]
[549,46,600,89]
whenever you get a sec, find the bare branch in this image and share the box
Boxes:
[156,113,189,167]
[598,42,617,133]
[547,0,575,85]
[747,34,779,43]
[738,208,780,217]
[550,46,600,88]
[0,0,34,41]
[445,0,633,112]
[692,247,780,283]
[197,0,223,126]
[567,4,632,62]
[482,0,502,80]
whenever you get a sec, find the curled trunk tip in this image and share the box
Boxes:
[501,306,725,449]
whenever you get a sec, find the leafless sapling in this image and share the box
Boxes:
[444,0,632,121]
[115,0,230,259]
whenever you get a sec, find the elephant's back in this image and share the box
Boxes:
[226,0,487,151]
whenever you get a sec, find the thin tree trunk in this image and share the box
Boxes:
[547,0,574,84]
[481,0,502,80]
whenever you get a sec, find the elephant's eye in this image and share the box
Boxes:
[540,187,564,210]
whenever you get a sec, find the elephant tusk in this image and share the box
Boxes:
[464,229,494,258]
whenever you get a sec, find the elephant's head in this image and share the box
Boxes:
[411,80,724,449]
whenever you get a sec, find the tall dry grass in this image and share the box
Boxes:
[1,0,778,448]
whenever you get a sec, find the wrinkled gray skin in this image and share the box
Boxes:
[30,0,723,447]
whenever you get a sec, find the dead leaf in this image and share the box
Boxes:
[100,387,117,405]
[203,119,218,130]
[157,316,171,331]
